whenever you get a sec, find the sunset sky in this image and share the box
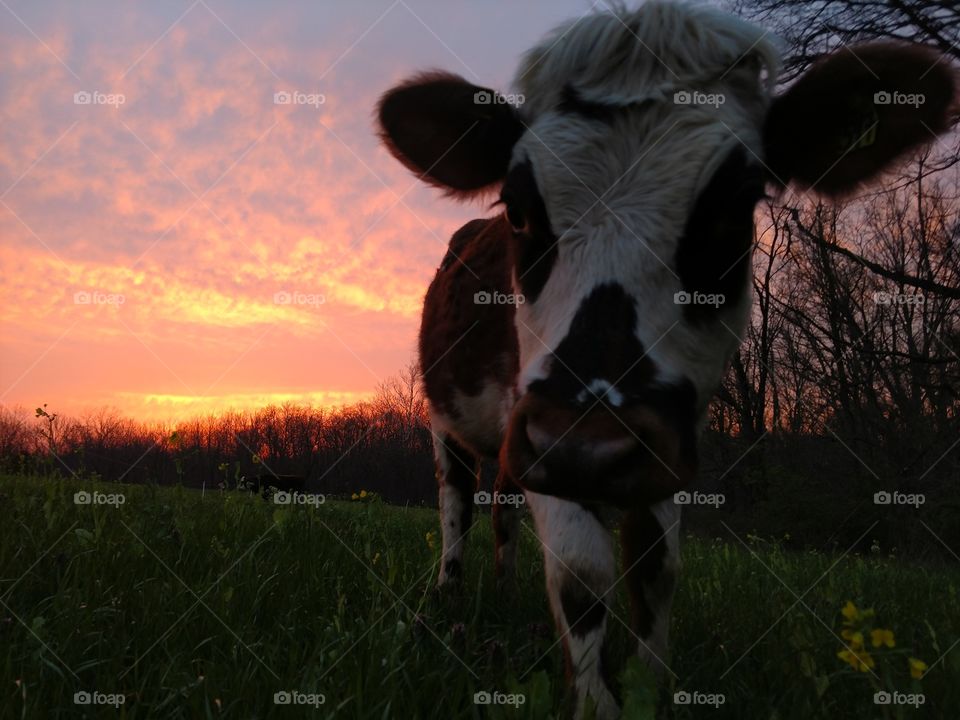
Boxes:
[0,0,590,422]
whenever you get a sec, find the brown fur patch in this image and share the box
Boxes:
[419,216,519,421]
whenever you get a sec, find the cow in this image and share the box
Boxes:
[376,2,958,717]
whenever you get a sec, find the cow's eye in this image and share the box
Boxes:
[505,202,528,234]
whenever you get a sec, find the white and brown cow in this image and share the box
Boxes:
[377,2,957,717]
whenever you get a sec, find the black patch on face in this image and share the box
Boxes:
[560,576,607,637]
[558,85,618,123]
[675,146,764,323]
[501,160,557,303]
[621,507,668,637]
[527,283,656,404]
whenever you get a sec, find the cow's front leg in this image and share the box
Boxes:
[621,499,681,673]
[527,492,619,720]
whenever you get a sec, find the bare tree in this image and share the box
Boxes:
[730,0,960,82]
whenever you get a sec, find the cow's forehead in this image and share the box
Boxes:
[507,105,763,251]
[499,5,775,242]
[511,1,779,121]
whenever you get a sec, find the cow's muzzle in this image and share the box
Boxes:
[501,390,695,504]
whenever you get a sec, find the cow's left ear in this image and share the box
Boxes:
[377,72,525,198]
[764,43,958,197]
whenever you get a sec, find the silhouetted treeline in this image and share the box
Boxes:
[1,365,437,505]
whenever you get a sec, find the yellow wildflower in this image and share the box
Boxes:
[426,531,436,550]
[841,629,864,648]
[840,600,874,625]
[360,489,368,498]
[351,492,358,500]
[841,601,859,623]
[908,657,927,679]
[837,648,875,672]
[870,628,895,648]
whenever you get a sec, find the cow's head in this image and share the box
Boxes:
[377,2,957,505]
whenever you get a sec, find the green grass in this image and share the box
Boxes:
[1,473,957,719]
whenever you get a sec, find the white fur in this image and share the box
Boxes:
[429,378,514,458]
[515,1,779,117]
[437,482,465,586]
[432,434,470,586]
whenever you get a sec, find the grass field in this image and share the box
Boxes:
[1,473,957,719]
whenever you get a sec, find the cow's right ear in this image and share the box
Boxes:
[763,42,959,197]
[377,72,525,197]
